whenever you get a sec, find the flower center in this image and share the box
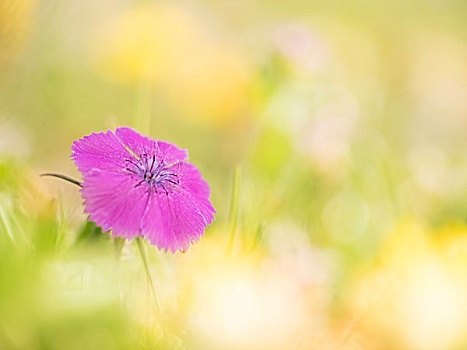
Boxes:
[125,154,179,190]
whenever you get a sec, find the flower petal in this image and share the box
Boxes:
[115,127,157,158]
[81,169,149,239]
[156,140,189,164]
[170,162,216,223]
[140,161,215,252]
[71,130,135,174]
[141,189,209,252]
[73,127,214,252]
[115,127,188,163]
[171,162,212,200]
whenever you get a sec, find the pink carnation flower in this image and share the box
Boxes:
[71,127,216,252]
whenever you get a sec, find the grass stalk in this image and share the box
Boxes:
[228,166,241,253]
[136,237,161,312]
[0,202,16,245]
[133,80,151,134]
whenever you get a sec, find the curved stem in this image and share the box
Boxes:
[40,173,82,188]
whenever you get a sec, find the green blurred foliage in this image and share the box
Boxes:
[0,0,466,349]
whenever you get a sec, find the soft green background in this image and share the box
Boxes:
[0,0,466,349]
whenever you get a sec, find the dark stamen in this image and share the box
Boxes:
[150,154,156,172]
[126,167,138,175]
[134,180,144,188]
[125,159,140,167]
[160,184,169,196]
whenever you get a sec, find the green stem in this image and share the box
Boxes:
[0,202,16,245]
[56,194,67,248]
[114,237,125,260]
[250,221,265,253]
[136,238,161,312]
[228,166,241,253]
[133,79,151,134]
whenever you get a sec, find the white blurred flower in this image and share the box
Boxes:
[297,88,360,170]
[273,22,329,73]
[0,120,30,157]
[408,142,466,196]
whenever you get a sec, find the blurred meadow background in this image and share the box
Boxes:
[1,0,467,349]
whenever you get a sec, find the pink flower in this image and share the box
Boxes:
[71,127,215,252]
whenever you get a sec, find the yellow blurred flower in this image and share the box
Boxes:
[0,0,37,63]
[436,224,467,277]
[92,3,255,126]
[349,221,467,350]
[175,229,318,349]
[18,168,58,219]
